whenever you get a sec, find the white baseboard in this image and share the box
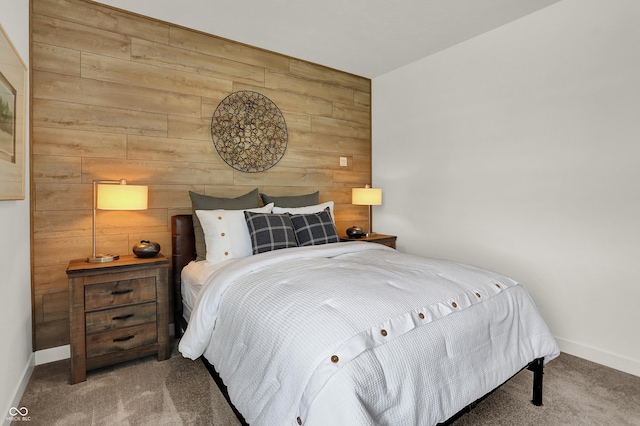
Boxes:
[3,353,35,426]
[34,345,70,365]
[555,336,640,377]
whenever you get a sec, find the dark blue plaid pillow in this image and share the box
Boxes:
[289,207,340,246]
[244,212,298,254]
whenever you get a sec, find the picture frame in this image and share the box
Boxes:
[0,69,16,164]
[0,23,27,200]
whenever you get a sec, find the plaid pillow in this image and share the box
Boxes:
[244,212,298,254]
[289,207,340,246]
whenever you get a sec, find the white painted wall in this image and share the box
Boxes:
[373,0,640,376]
[0,0,33,421]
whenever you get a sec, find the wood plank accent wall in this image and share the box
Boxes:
[31,0,372,350]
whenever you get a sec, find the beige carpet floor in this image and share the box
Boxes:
[15,347,640,425]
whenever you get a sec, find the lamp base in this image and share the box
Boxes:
[87,254,120,263]
[366,232,378,237]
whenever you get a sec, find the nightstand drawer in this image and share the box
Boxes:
[85,302,157,334]
[85,277,156,310]
[86,322,157,358]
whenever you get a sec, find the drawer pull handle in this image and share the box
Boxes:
[111,289,133,295]
[112,314,134,321]
[113,335,135,342]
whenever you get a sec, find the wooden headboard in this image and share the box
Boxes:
[171,214,197,336]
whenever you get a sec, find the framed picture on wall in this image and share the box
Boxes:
[0,23,26,200]
[0,71,16,164]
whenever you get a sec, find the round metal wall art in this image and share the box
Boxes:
[210,91,288,173]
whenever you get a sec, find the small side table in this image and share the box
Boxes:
[66,254,170,384]
[340,234,397,249]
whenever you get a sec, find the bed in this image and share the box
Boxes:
[172,201,559,426]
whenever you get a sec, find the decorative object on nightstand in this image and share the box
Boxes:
[345,225,366,238]
[133,240,161,258]
[88,178,148,263]
[66,254,170,384]
[352,184,382,236]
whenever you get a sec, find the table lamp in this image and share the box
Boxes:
[352,184,382,236]
[88,178,148,263]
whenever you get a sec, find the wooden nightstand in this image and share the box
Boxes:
[66,254,170,384]
[340,234,397,249]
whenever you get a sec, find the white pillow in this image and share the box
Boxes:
[196,203,274,265]
[272,201,335,222]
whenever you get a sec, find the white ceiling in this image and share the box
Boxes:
[93,0,561,78]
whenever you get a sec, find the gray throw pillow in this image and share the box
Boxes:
[259,191,319,208]
[190,189,260,261]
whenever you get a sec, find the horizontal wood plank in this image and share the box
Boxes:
[233,167,335,187]
[333,102,370,124]
[147,184,202,209]
[265,70,354,105]
[354,90,371,108]
[132,38,265,87]
[32,98,168,136]
[289,131,370,156]
[33,265,70,295]
[42,291,69,322]
[34,0,170,44]
[289,59,370,93]
[34,70,201,118]
[32,14,131,60]
[31,42,81,76]
[81,158,234,186]
[81,52,232,100]
[232,83,333,117]
[312,116,371,139]
[278,149,352,171]
[127,135,218,163]
[35,320,70,350]
[34,183,89,211]
[169,26,290,72]
[32,127,127,158]
[32,155,82,184]
[167,116,212,141]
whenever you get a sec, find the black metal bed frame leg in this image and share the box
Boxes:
[528,357,544,406]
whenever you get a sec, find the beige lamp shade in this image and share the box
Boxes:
[89,179,148,263]
[352,187,382,206]
[352,185,382,236]
[97,184,148,210]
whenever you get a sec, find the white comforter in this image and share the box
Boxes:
[179,242,559,426]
